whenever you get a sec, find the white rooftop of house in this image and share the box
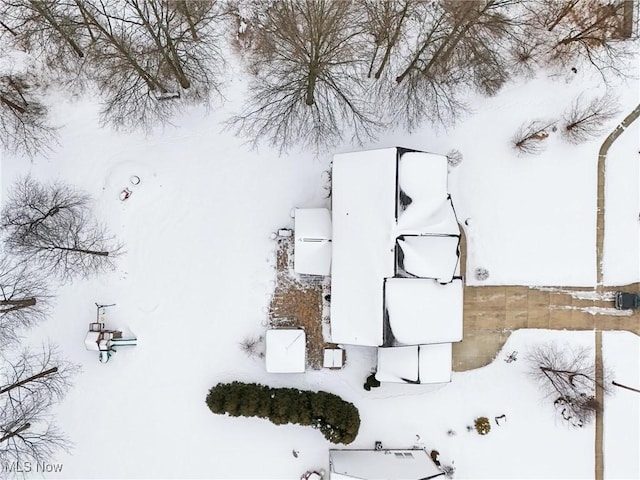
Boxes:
[331,148,397,346]
[330,147,461,347]
[294,208,332,276]
[375,344,453,384]
[397,235,460,282]
[385,278,463,345]
[265,329,306,373]
[329,448,444,480]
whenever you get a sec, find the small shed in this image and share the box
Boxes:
[294,208,332,276]
[323,348,345,369]
[265,329,306,373]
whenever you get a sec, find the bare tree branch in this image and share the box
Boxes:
[527,342,611,427]
[1,176,122,282]
[228,0,380,153]
[562,93,619,143]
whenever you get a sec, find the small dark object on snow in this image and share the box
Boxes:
[364,373,381,391]
[292,449,299,458]
[324,294,331,302]
[504,351,518,363]
[495,414,507,425]
[614,291,639,310]
[374,441,383,451]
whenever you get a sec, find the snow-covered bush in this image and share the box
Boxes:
[238,334,264,358]
[474,416,491,435]
[474,267,490,281]
[511,120,555,155]
[446,149,463,167]
[364,373,381,391]
[206,382,360,444]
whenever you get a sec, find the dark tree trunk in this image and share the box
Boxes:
[0,423,31,444]
[0,367,58,395]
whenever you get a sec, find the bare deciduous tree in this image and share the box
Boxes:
[385,0,516,131]
[1,177,122,282]
[76,0,224,131]
[446,148,463,167]
[239,334,264,359]
[0,343,77,467]
[360,0,413,80]
[0,74,57,158]
[0,0,89,75]
[527,343,610,427]
[0,256,51,348]
[562,93,619,143]
[511,119,555,155]
[0,392,70,467]
[0,343,78,401]
[521,0,636,78]
[229,0,379,152]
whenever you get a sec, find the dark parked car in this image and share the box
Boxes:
[614,291,639,310]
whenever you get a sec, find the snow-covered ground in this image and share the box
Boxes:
[1,30,639,480]
[602,331,640,480]
[602,115,640,286]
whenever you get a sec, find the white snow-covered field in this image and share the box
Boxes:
[602,331,640,480]
[602,116,640,286]
[1,30,639,480]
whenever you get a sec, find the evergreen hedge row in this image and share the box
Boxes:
[205,381,360,444]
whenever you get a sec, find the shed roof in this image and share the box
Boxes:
[265,329,306,373]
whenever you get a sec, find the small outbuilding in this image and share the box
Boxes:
[265,328,306,373]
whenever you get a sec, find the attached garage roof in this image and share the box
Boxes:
[376,344,453,384]
[385,278,464,345]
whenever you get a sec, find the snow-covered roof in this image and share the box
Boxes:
[418,343,453,384]
[265,329,306,373]
[84,331,100,351]
[330,147,462,348]
[397,235,459,282]
[294,208,332,276]
[398,152,448,204]
[396,196,460,235]
[376,344,453,384]
[375,346,419,383]
[396,152,458,235]
[330,148,398,346]
[323,348,344,368]
[329,449,444,480]
[295,208,332,240]
[385,278,463,345]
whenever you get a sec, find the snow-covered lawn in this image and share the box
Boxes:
[602,331,640,480]
[602,118,640,286]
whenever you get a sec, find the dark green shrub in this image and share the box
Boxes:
[206,382,360,444]
[364,373,381,391]
[474,416,491,435]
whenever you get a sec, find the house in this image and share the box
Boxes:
[329,147,463,384]
[329,448,445,480]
